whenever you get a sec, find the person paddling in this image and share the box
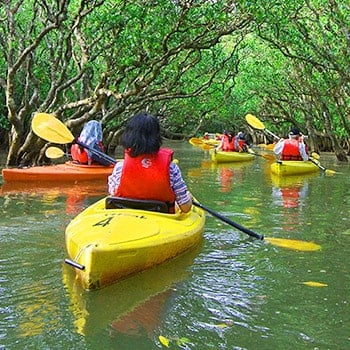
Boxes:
[108,112,192,213]
[71,120,110,166]
[216,130,247,152]
[273,127,309,161]
[216,130,235,152]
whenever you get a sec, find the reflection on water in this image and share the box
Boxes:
[1,146,350,349]
[271,174,314,206]
[270,173,316,233]
[1,180,108,215]
[62,244,202,338]
[188,159,254,194]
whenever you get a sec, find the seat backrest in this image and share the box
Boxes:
[105,197,169,213]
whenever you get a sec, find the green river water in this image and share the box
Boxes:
[0,142,349,350]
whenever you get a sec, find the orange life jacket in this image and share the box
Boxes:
[114,148,176,212]
[281,139,303,161]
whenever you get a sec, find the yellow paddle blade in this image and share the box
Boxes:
[264,237,321,251]
[245,114,265,130]
[45,146,65,159]
[189,137,204,146]
[311,152,320,160]
[310,153,337,175]
[32,113,74,144]
[262,153,275,161]
[247,148,275,161]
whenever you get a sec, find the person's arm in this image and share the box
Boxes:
[170,163,192,213]
[107,162,123,196]
[216,138,223,151]
[298,141,309,160]
[273,139,284,155]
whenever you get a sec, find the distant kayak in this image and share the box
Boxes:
[211,150,255,163]
[271,160,319,176]
[1,161,115,182]
[189,137,220,148]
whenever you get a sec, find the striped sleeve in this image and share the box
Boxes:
[108,161,124,196]
[169,162,191,205]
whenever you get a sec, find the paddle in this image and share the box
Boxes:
[189,137,215,150]
[309,152,336,175]
[45,146,66,159]
[245,114,281,140]
[247,148,275,161]
[193,201,321,251]
[32,113,116,165]
[246,114,337,175]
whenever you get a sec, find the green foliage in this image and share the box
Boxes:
[0,0,348,162]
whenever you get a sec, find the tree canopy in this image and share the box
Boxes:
[0,0,348,166]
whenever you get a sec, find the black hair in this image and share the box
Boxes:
[120,112,162,157]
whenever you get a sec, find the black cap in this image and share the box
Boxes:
[289,127,301,136]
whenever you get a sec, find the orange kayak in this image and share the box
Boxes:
[1,161,115,182]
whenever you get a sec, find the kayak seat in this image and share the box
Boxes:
[105,196,170,213]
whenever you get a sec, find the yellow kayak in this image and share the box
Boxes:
[189,137,220,148]
[211,150,255,163]
[271,160,319,176]
[65,197,205,290]
[189,137,204,146]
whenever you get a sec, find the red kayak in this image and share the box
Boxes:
[1,161,115,182]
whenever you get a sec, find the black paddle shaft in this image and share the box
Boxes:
[309,157,326,171]
[193,201,264,240]
[76,140,117,165]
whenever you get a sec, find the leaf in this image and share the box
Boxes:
[215,323,230,328]
[302,281,328,287]
[159,335,170,348]
[176,337,191,346]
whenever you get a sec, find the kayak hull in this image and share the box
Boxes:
[211,151,255,163]
[2,161,114,182]
[65,197,205,290]
[271,161,319,176]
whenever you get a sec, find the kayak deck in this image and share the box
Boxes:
[2,161,115,182]
[65,197,205,290]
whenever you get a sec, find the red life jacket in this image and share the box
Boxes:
[71,140,106,165]
[237,139,247,151]
[115,148,176,212]
[71,144,89,164]
[281,139,303,161]
[222,135,235,151]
